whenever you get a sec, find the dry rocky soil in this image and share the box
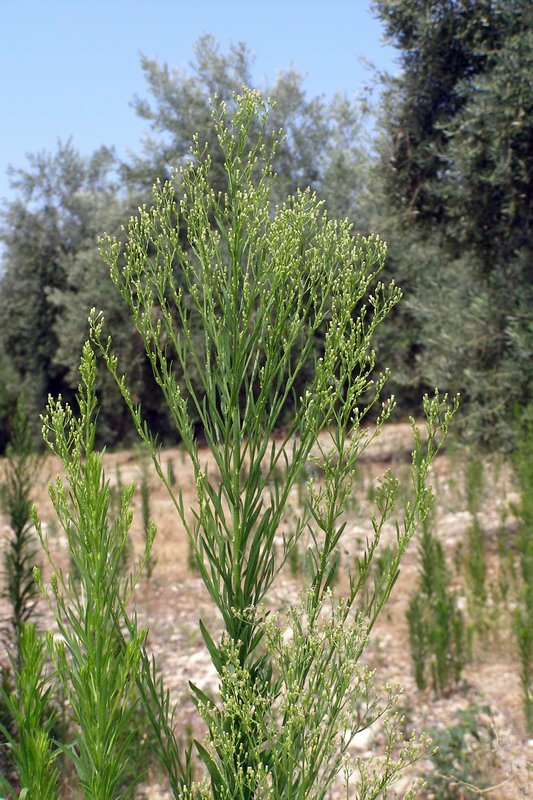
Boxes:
[1,422,532,798]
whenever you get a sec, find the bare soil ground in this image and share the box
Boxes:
[1,423,532,798]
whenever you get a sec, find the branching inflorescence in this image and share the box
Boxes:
[6,89,458,799]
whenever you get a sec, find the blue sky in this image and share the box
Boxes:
[1,0,398,204]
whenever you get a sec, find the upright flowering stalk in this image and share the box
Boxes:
[33,343,153,800]
[90,89,457,798]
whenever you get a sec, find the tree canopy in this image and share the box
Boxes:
[371,0,533,444]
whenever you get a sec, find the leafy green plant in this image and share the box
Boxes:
[407,514,468,694]
[187,534,199,573]
[33,343,155,798]
[167,458,176,487]
[0,623,61,800]
[109,463,123,518]
[0,394,43,786]
[494,508,515,606]
[511,407,533,733]
[1,394,41,654]
[0,666,16,786]
[425,702,496,800]
[87,89,458,797]
[137,443,157,579]
[109,463,133,576]
[463,454,488,625]
[288,535,301,578]
[5,89,457,796]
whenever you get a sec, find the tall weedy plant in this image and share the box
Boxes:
[511,409,533,733]
[0,398,64,798]
[0,623,61,800]
[463,454,488,633]
[32,343,154,798]
[1,394,41,654]
[407,514,467,694]
[86,89,457,798]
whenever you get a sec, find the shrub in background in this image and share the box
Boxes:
[425,702,496,800]
[511,407,533,733]
[463,454,488,630]
[407,514,467,694]
[1,394,41,653]
[0,394,43,788]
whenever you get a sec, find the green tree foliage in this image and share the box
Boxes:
[0,350,19,453]
[0,37,370,452]
[123,35,370,220]
[0,143,118,436]
[0,141,167,447]
[48,201,166,447]
[371,0,533,443]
